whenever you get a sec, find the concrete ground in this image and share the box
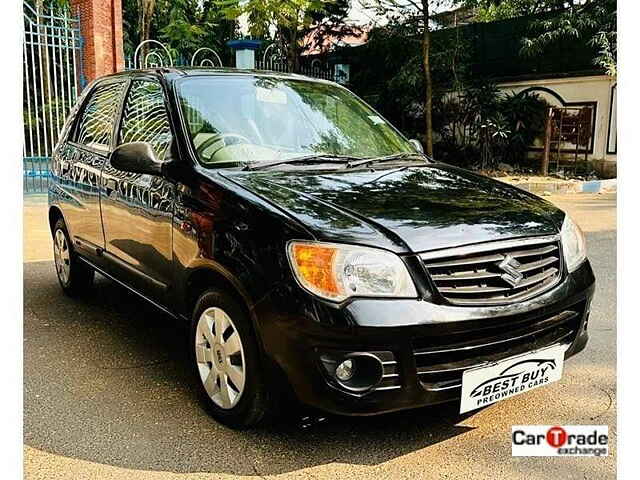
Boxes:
[23,193,616,479]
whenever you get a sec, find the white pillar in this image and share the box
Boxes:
[226,40,262,70]
[236,49,255,69]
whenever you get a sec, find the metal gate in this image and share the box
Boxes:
[125,39,339,82]
[23,1,83,194]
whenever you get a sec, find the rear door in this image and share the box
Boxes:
[53,79,127,259]
[100,77,175,303]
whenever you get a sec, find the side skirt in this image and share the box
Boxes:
[77,255,187,321]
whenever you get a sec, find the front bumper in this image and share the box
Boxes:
[254,260,595,416]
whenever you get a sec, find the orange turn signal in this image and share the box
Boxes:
[289,243,341,298]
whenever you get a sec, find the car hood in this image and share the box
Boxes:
[220,164,565,253]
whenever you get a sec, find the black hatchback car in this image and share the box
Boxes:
[49,68,595,428]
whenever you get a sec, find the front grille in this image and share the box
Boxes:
[421,236,563,306]
[413,305,583,393]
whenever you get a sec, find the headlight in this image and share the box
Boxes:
[287,241,418,302]
[560,214,587,272]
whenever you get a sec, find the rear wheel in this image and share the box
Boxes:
[190,289,277,428]
[52,218,94,295]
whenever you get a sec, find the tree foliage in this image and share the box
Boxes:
[521,0,616,77]
[218,0,326,37]
[301,0,357,56]
[26,0,68,9]
[464,0,617,77]
[215,0,354,72]
[346,16,550,169]
[463,0,566,21]
[123,0,238,65]
[362,0,455,156]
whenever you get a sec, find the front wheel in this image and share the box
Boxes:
[52,218,94,296]
[190,289,278,428]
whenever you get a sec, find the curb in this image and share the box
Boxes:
[580,178,617,193]
[495,178,617,195]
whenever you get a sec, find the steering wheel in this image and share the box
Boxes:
[197,133,252,160]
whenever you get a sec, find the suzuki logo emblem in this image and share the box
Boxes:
[498,255,524,287]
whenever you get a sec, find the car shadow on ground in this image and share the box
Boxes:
[25,260,481,475]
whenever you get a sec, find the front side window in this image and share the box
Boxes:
[177,76,413,166]
[119,80,172,161]
[75,81,125,151]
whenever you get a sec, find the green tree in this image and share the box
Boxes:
[463,0,566,21]
[122,0,139,56]
[463,0,617,77]
[364,0,456,157]
[123,0,238,66]
[522,0,616,77]
[159,0,237,63]
[122,0,155,59]
[139,0,156,59]
[217,0,332,72]
[301,0,357,57]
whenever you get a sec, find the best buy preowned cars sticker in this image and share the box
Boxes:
[460,344,566,414]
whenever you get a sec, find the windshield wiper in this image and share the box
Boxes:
[243,152,431,171]
[243,153,360,171]
[346,152,430,169]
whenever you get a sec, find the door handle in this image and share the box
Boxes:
[234,221,249,232]
[104,178,117,196]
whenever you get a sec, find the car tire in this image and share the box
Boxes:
[190,289,278,429]
[52,218,94,296]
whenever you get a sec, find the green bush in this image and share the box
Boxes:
[432,83,548,169]
[498,91,549,165]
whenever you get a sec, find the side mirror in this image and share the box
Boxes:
[409,139,424,153]
[110,142,163,176]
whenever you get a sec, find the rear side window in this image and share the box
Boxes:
[75,81,125,151]
[119,80,172,161]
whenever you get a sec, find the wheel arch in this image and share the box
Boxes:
[184,266,254,324]
[48,205,65,234]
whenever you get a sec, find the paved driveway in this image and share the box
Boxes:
[23,193,616,479]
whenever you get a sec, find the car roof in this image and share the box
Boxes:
[97,67,337,86]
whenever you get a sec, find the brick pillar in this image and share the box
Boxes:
[71,0,124,84]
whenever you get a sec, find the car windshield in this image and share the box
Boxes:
[177,76,415,167]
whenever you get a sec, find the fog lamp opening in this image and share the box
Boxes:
[319,352,384,393]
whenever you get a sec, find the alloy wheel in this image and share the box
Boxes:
[195,307,246,409]
[53,229,71,286]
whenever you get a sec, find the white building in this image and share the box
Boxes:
[498,75,616,174]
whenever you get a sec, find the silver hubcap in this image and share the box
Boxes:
[195,307,246,409]
[53,229,71,286]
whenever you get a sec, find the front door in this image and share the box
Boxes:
[100,78,175,303]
